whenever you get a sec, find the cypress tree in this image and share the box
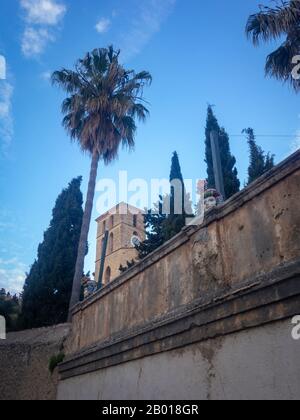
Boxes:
[163,152,193,241]
[205,106,240,198]
[137,152,194,259]
[169,152,184,184]
[243,128,275,185]
[20,177,83,329]
[264,153,275,172]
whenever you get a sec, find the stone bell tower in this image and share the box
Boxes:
[95,203,145,286]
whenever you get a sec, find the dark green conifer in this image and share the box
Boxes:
[205,106,240,198]
[21,177,83,329]
[137,152,193,258]
[243,128,275,185]
[163,152,193,241]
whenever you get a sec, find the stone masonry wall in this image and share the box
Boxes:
[0,324,70,400]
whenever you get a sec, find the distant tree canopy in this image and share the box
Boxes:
[137,152,193,259]
[205,106,240,199]
[0,289,21,331]
[20,177,84,329]
[243,128,275,185]
[136,196,167,260]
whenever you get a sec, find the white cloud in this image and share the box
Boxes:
[0,258,19,266]
[20,0,66,25]
[0,259,27,295]
[0,209,31,294]
[21,27,54,57]
[120,0,176,61]
[20,0,66,58]
[95,18,111,34]
[0,82,14,155]
[0,55,6,80]
[0,84,13,119]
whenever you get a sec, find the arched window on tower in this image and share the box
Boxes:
[109,232,114,253]
[133,215,137,228]
[103,220,106,234]
[110,215,114,229]
[105,266,111,284]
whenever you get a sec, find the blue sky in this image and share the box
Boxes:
[0,0,299,294]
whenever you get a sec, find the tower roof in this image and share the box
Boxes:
[95,202,145,223]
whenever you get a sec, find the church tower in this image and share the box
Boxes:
[95,203,145,285]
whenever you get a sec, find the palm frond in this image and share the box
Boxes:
[246,1,300,92]
[265,38,300,90]
[246,1,300,45]
[51,70,83,93]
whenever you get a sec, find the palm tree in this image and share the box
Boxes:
[246,1,300,91]
[52,46,152,318]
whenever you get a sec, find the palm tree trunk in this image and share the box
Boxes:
[68,151,99,321]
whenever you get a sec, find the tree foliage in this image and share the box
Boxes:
[243,128,275,185]
[0,289,21,331]
[136,196,167,260]
[20,178,84,329]
[137,152,193,259]
[52,46,152,163]
[205,106,240,199]
[52,46,152,312]
[163,152,193,241]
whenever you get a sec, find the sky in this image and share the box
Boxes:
[0,0,299,294]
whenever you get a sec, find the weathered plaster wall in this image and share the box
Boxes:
[58,319,300,400]
[0,324,70,400]
[67,152,300,354]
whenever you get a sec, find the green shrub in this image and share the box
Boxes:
[49,352,65,374]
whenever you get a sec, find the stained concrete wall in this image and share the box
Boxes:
[58,319,300,400]
[0,324,70,400]
[67,152,300,354]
